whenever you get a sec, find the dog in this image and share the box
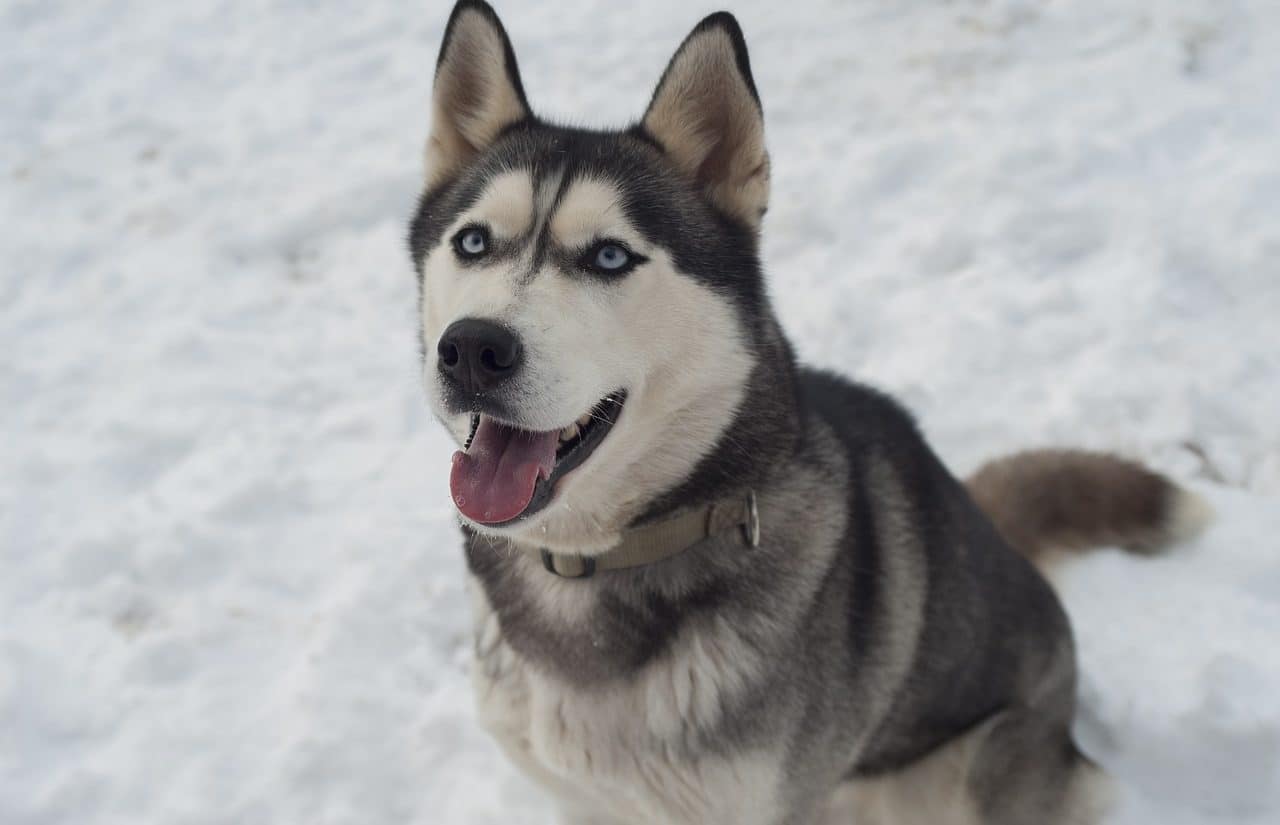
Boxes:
[408,3,1210,822]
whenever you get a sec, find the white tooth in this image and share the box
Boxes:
[560,422,579,442]
[577,412,592,428]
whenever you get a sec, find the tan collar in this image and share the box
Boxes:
[518,491,760,579]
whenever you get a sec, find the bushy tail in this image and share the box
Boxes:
[965,449,1211,568]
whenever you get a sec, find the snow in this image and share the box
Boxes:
[2,0,1278,823]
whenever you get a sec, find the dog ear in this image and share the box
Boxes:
[641,13,770,229]
[425,1,530,189]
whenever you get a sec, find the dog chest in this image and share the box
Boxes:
[469,594,785,825]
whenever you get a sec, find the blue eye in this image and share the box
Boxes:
[577,240,646,277]
[593,244,630,271]
[454,227,489,258]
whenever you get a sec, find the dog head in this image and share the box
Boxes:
[410,1,789,553]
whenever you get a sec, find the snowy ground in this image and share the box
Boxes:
[3,0,1279,823]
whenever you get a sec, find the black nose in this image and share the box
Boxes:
[437,318,523,394]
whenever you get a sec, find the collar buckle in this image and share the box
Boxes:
[540,548,596,579]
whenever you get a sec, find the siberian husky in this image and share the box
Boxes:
[408,3,1210,823]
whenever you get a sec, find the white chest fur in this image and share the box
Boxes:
[468,578,785,825]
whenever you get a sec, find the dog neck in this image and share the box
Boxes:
[510,490,760,579]
[637,325,802,525]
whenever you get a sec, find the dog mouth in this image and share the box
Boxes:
[448,391,627,525]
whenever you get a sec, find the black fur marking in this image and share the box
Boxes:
[844,457,881,660]
[464,526,740,684]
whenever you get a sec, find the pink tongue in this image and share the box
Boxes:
[450,417,560,524]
